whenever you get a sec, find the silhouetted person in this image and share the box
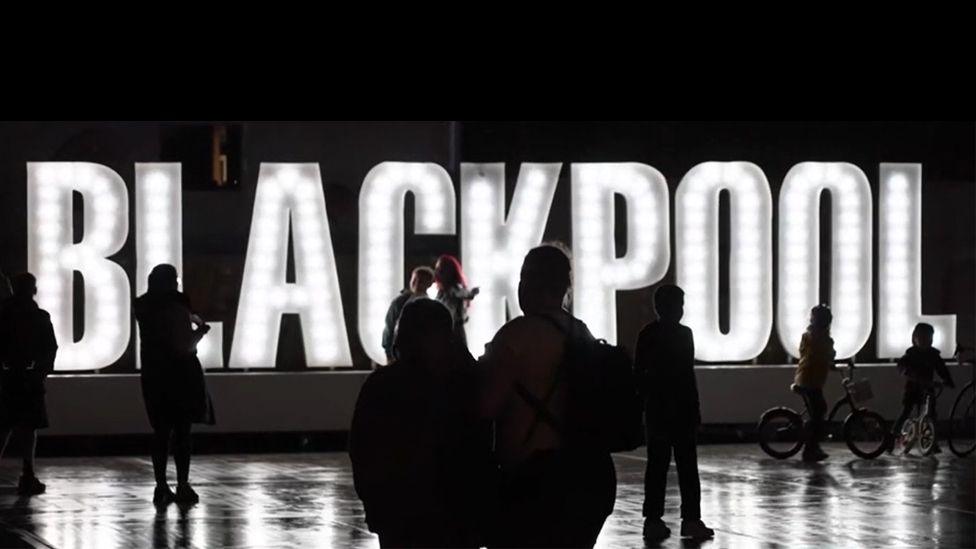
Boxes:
[351,298,491,548]
[381,266,436,363]
[135,264,214,506]
[634,285,714,541]
[793,304,835,462]
[434,255,479,348]
[891,322,955,453]
[0,273,57,496]
[479,244,615,548]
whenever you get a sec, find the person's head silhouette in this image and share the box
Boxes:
[518,245,571,315]
[434,255,467,291]
[912,322,934,348]
[809,304,832,333]
[654,284,684,324]
[409,266,435,296]
[147,264,179,294]
[393,298,454,367]
[10,272,37,298]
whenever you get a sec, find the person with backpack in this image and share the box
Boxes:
[634,284,714,542]
[479,244,632,548]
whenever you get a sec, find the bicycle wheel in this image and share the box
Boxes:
[758,408,804,459]
[900,418,918,455]
[826,398,849,441]
[843,409,888,459]
[918,417,936,455]
[949,382,975,457]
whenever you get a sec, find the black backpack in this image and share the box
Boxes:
[515,315,644,454]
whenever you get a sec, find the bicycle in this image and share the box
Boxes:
[758,359,888,460]
[949,345,975,457]
[895,381,943,456]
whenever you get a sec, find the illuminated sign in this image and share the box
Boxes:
[23,161,957,371]
[462,163,560,353]
[677,162,773,361]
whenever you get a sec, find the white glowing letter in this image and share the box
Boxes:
[777,162,872,358]
[27,162,131,371]
[461,163,560,355]
[230,163,351,368]
[675,162,773,361]
[571,163,670,344]
[878,163,956,357]
[357,162,457,364]
[135,163,223,368]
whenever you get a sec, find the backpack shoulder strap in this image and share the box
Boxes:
[512,313,575,445]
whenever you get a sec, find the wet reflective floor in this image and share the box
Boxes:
[0,443,972,548]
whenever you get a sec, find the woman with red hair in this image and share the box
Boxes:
[434,255,479,347]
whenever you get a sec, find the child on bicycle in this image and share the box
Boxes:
[891,322,955,453]
[793,304,836,462]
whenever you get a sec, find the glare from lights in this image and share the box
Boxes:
[27,162,131,371]
[676,162,773,361]
[777,162,872,359]
[877,163,956,357]
[571,163,670,344]
[229,164,351,368]
[357,162,457,364]
[461,163,560,355]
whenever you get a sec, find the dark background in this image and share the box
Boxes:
[0,121,972,371]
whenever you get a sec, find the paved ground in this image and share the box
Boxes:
[0,443,972,548]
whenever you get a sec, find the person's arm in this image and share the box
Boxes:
[798,332,809,362]
[166,305,206,357]
[478,336,514,420]
[934,354,955,388]
[456,286,480,301]
[686,328,701,425]
[896,352,909,376]
[190,319,210,348]
[633,329,652,398]
[381,299,398,360]
[36,312,58,377]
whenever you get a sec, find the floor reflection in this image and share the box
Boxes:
[0,443,971,548]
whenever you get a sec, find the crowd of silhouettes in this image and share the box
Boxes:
[352,245,713,548]
[0,241,965,547]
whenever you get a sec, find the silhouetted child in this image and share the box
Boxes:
[351,298,490,548]
[381,266,436,363]
[634,284,714,542]
[793,304,835,462]
[891,322,955,453]
[135,264,214,506]
[0,273,58,495]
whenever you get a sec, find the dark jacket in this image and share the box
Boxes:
[634,320,701,433]
[0,296,58,429]
[134,291,213,428]
[349,355,491,545]
[381,290,414,361]
[897,346,954,398]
